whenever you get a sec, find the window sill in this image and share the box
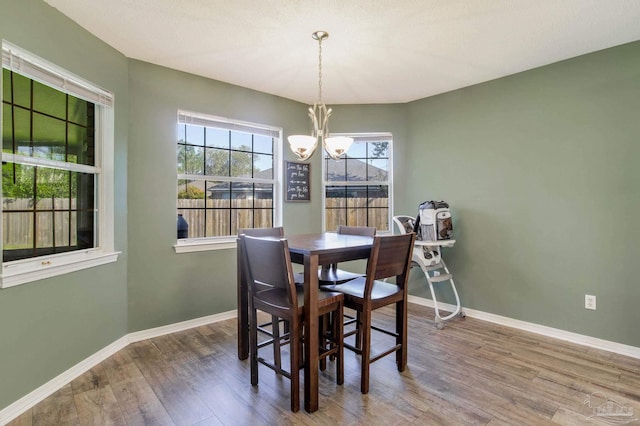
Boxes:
[174,238,236,253]
[0,250,121,289]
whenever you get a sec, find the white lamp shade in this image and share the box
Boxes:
[324,136,354,160]
[288,135,318,161]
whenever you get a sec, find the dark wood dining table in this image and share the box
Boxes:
[237,232,373,413]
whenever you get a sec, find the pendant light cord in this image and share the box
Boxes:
[317,36,323,105]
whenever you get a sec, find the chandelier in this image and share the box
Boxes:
[288,31,353,161]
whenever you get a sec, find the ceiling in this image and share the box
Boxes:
[43,0,640,105]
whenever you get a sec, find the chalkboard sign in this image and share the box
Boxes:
[285,161,310,202]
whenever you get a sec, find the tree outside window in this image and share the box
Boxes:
[176,112,280,240]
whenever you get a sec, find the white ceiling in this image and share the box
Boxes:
[44,0,640,105]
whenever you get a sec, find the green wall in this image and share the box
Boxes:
[0,0,129,410]
[1,0,639,415]
[126,60,305,331]
[126,61,408,331]
[405,41,640,346]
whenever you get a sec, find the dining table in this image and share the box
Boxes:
[237,232,374,413]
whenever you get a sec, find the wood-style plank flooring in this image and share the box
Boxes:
[7,303,640,425]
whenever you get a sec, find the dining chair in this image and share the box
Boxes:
[293,225,376,286]
[310,225,376,363]
[321,233,415,394]
[318,225,377,285]
[241,234,345,412]
[238,227,288,369]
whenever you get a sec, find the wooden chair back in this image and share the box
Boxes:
[238,227,285,292]
[322,225,376,275]
[337,225,376,237]
[241,235,299,311]
[365,233,415,296]
[238,226,284,238]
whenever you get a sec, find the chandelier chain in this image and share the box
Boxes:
[317,36,323,104]
[287,30,353,161]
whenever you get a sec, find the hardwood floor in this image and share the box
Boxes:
[7,303,640,425]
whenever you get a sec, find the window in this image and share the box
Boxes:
[323,133,393,232]
[176,111,282,252]
[1,42,117,288]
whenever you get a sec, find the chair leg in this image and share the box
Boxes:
[290,318,301,413]
[335,303,344,385]
[329,310,347,361]
[272,314,282,374]
[355,311,362,351]
[396,299,408,371]
[299,330,304,370]
[249,306,259,386]
[359,308,372,394]
[319,313,329,371]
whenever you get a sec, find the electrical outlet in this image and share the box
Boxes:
[585,294,596,310]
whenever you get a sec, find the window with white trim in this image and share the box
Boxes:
[1,41,118,288]
[323,133,393,232]
[176,111,282,251]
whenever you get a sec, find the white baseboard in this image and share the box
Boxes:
[0,310,237,426]
[3,301,639,425]
[127,310,237,344]
[0,336,129,426]
[408,295,640,359]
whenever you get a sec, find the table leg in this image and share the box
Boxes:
[304,253,319,413]
[237,241,249,360]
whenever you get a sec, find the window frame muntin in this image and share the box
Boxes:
[321,132,394,234]
[1,41,118,288]
[175,110,283,253]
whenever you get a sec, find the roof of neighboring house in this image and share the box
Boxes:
[207,157,388,193]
